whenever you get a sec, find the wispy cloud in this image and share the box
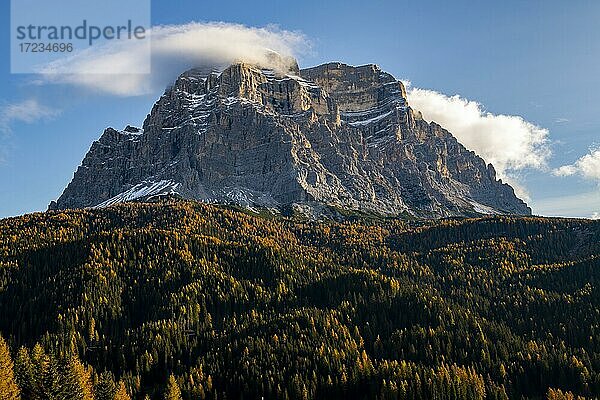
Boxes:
[36,22,309,96]
[554,118,570,124]
[0,98,59,133]
[0,98,60,162]
[404,84,551,199]
[554,148,600,181]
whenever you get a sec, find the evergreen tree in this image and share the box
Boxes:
[13,347,33,400]
[62,355,95,400]
[95,372,117,400]
[30,343,48,399]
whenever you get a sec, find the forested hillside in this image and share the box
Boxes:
[0,201,599,399]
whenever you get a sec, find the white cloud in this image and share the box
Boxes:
[592,212,600,220]
[404,85,551,183]
[0,98,60,163]
[554,148,600,181]
[0,99,59,133]
[36,22,309,96]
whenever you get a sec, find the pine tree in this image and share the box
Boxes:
[62,355,95,400]
[164,375,182,400]
[30,343,48,399]
[42,354,62,400]
[14,347,33,400]
[95,372,117,400]
[0,335,20,400]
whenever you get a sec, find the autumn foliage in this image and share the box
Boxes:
[0,200,599,399]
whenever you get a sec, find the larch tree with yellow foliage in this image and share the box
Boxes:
[0,334,20,400]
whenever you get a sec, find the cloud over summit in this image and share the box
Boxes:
[37,22,309,96]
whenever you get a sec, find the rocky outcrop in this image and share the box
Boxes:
[50,61,531,217]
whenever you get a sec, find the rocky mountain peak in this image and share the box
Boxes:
[50,61,531,218]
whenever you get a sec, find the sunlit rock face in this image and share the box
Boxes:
[50,61,530,218]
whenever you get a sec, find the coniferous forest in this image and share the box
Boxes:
[0,200,599,399]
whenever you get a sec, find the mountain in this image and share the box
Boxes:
[49,61,530,217]
[1,201,599,398]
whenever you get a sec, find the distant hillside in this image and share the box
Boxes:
[1,201,599,399]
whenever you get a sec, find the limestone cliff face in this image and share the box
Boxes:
[50,62,531,217]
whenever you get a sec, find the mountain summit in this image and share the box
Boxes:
[50,62,530,217]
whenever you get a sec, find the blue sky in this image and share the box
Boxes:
[1,0,599,218]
